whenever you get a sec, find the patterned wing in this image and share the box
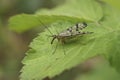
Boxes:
[59,22,88,37]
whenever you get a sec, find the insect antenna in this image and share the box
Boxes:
[37,18,53,35]
[52,40,58,54]
[36,18,60,55]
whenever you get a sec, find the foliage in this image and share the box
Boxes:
[75,61,120,80]
[9,0,120,80]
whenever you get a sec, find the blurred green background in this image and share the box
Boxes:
[0,0,120,80]
[0,0,64,80]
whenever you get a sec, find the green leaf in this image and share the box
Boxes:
[9,14,40,33]
[20,21,96,80]
[20,13,120,79]
[19,1,120,80]
[37,0,103,21]
[100,4,120,73]
[9,0,103,33]
[75,61,120,80]
[101,0,120,10]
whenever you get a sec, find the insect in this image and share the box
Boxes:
[38,19,93,54]
[50,22,93,44]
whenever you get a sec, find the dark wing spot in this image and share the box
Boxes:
[70,29,72,32]
[75,24,79,31]
[82,22,87,27]
[67,28,69,31]
[82,32,86,34]
[67,27,72,32]
[76,24,79,28]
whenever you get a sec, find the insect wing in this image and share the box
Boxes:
[58,23,87,37]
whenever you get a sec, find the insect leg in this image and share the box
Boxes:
[61,41,66,55]
[62,44,66,55]
[51,37,56,44]
[52,40,58,54]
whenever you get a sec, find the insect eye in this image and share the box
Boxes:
[82,22,87,27]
